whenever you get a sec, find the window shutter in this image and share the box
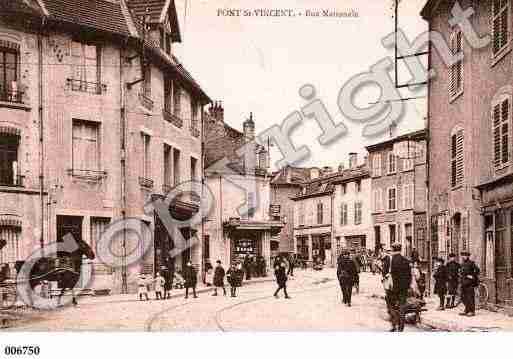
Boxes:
[455,130,464,185]
[493,103,502,167]
[501,98,509,164]
[455,31,463,93]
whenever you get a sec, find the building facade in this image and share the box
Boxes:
[203,104,283,273]
[422,0,513,308]
[332,154,373,259]
[0,0,210,294]
[366,130,428,260]
[270,166,311,253]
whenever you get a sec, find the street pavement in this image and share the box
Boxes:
[4,269,424,332]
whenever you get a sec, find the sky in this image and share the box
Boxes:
[174,0,429,170]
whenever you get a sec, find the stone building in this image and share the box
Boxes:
[332,154,373,258]
[0,0,210,294]
[270,166,311,253]
[422,0,513,307]
[291,156,372,267]
[203,104,283,272]
[366,130,428,259]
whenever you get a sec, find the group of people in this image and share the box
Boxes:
[379,243,481,332]
[432,251,480,316]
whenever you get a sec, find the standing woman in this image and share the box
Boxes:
[433,258,448,310]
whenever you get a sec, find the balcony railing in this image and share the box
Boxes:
[67,169,107,180]
[0,89,23,104]
[162,108,183,128]
[66,79,107,95]
[139,176,154,189]
[0,174,24,187]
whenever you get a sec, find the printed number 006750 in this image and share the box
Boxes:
[4,346,40,356]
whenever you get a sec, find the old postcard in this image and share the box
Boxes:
[1,0,512,350]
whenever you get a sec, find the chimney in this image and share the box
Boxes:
[310,167,320,180]
[338,163,345,172]
[349,152,358,169]
[208,101,224,122]
[243,112,255,142]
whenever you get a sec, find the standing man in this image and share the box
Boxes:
[212,260,226,296]
[287,254,295,277]
[445,253,460,308]
[183,261,198,299]
[337,250,358,306]
[433,258,448,310]
[273,260,291,299]
[411,247,420,264]
[385,243,412,332]
[459,251,480,317]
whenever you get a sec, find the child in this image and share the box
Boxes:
[154,272,165,300]
[138,274,149,301]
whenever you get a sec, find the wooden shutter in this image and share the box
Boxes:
[492,0,509,55]
[493,98,511,169]
[493,103,502,167]
[455,130,464,185]
[501,98,510,164]
[455,31,463,93]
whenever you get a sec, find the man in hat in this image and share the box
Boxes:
[384,243,412,332]
[459,251,480,316]
[380,248,392,313]
[212,260,226,296]
[445,253,460,308]
[337,250,358,306]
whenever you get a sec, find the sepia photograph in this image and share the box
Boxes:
[1,0,513,354]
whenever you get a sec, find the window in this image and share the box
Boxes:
[90,217,110,251]
[0,44,20,102]
[72,120,100,174]
[492,95,511,170]
[354,202,362,225]
[389,224,396,244]
[0,225,21,267]
[340,203,348,226]
[403,158,414,171]
[173,147,180,185]
[142,133,151,179]
[387,152,396,174]
[449,29,463,98]
[342,183,347,195]
[372,154,382,177]
[450,128,464,188]
[190,100,200,137]
[163,145,172,190]
[190,157,198,181]
[143,65,151,98]
[247,192,256,218]
[387,187,397,211]
[71,41,102,93]
[403,184,414,210]
[173,82,181,117]
[373,189,383,213]
[0,134,20,186]
[355,180,361,192]
[164,76,172,113]
[492,0,510,56]
[317,202,323,224]
[299,202,305,225]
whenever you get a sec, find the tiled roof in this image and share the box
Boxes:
[271,166,311,185]
[365,128,427,152]
[127,0,181,42]
[291,165,369,200]
[43,0,131,35]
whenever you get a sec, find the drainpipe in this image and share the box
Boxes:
[330,190,334,267]
[38,18,45,254]
[425,20,432,296]
[120,41,128,294]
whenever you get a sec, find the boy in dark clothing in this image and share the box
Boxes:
[445,253,460,308]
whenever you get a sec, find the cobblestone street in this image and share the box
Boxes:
[5,270,426,332]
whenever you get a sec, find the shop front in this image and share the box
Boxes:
[224,218,284,272]
[478,174,513,309]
